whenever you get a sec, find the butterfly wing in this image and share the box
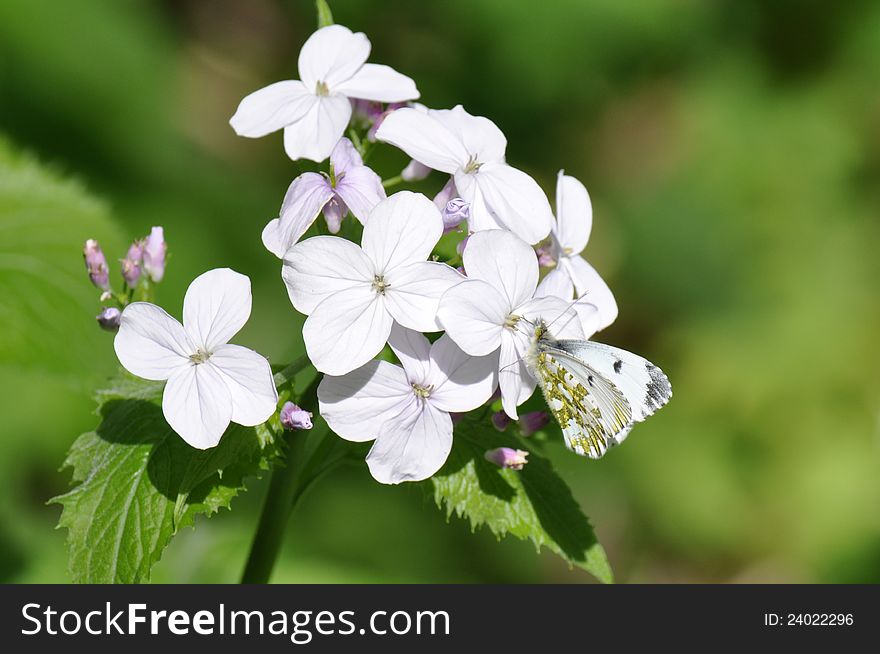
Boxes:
[532,345,633,459]
[551,340,672,423]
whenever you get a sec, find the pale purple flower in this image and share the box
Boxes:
[230,25,419,162]
[280,402,313,430]
[442,198,469,232]
[83,239,109,290]
[519,411,549,436]
[376,105,554,244]
[319,325,497,484]
[262,137,385,257]
[121,240,144,287]
[142,227,167,283]
[492,411,511,432]
[485,447,529,471]
[96,307,121,332]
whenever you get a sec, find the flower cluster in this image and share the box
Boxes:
[103,19,617,483]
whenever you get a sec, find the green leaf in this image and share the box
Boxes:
[0,136,125,376]
[429,416,613,583]
[50,370,281,583]
[315,0,334,28]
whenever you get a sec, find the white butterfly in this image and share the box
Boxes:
[524,319,672,459]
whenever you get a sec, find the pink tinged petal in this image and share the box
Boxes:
[429,105,507,164]
[330,137,363,174]
[462,230,539,309]
[564,255,618,330]
[283,94,352,162]
[321,196,348,233]
[383,261,464,332]
[335,63,419,102]
[208,344,278,427]
[229,81,315,138]
[375,108,468,174]
[427,334,498,413]
[297,25,371,90]
[432,177,457,210]
[436,278,508,356]
[401,159,431,182]
[361,191,443,273]
[182,268,252,351]
[302,286,393,375]
[469,163,554,244]
[262,173,335,258]
[366,401,453,484]
[281,236,374,314]
[387,323,432,383]
[499,330,536,420]
[554,172,592,255]
[517,294,586,341]
[334,165,386,223]
[318,360,412,442]
[114,302,192,381]
[162,363,233,450]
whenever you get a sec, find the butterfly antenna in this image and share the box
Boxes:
[543,292,595,334]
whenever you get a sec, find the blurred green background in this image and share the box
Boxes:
[1,0,879,583]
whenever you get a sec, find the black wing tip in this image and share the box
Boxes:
[644,362,672,413]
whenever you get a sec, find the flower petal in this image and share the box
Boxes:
[535,266,574,300]
[554,171,592,255]
[361,191,442,273]
[330,136,364,175]
[114,302,192,381]
[375,108,468,174]
[499,330,536,420]
[453,172,497,232]
[183,268,252,351]
[517,295,585,341]
[335,63,419,102]
[297,25,371,90]
[366,400,453,484]
[427,334,498,413]
[302,286,392,375]
[429,105,506,164]
[387,323,432,384]
[162,363,233,450]
[282,235,374,313]
[283,94,352,162]
[436,278,507,356]
[462,230,538,309]
[229,81,315,138]
[469,162,554,244]
[318,360,413,442]
[262,173,335,258]
[384,261,463,332]
[334,165,386,223]
[209,344,278,427]
[563,255,618,330]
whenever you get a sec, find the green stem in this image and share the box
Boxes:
[382,175,403,189]
[273,354,311,388]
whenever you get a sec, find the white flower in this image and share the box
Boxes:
[114,268,278,449]
[262,137,385,257]
[375,105,554,244]
[282,191,463,375]
[437,230,588,419]
[535,171,618,330]
[318,324,498,484]
[230,24,419,162]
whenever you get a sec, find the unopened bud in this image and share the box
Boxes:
[280,401,313,431]
[491,411,511,432]
[519,411,550,436]
[96,306,121,332]
[120,240,144,287]
[83,239,110,290]
[442,198,469,232]
[536,242,555,268]
[484,447,529,470]
[142,227,167,282]
[401,159,431,182]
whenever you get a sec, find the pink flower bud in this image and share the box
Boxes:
[322,196,348,233]
[484,447,529,470]
[492,411,511,432]
[280,401,313,431]
[401,159,431,182]
[536,243,555,268]
[96,306,121,332]
[142,227,167,282]
[442,198,469,232]
[519,411,550,436]
[120,239,144,287]
[83,239,110,290]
